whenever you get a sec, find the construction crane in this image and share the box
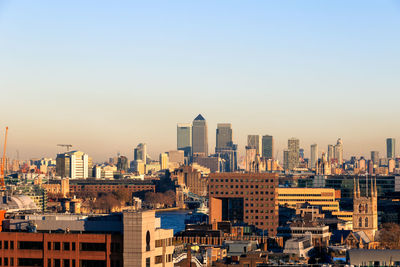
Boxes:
[57,144,73,152]
[1,127,9,191]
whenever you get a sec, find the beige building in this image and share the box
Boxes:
[277,188,340,212]
[123,210,174,267]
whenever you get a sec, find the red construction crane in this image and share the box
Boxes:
[0,127,9,191]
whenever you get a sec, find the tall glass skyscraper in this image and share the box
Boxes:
[386,138,396,159]
[192,114,208,157]
[177,123,192,157]
[216,123,233,152]
[262,135,273,159]
[247,135,262,156]
[216,123,237,172]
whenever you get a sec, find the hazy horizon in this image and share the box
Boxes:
[1,1,399,161]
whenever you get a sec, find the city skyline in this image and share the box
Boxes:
[1,1,400,161]
[0,118,399,162]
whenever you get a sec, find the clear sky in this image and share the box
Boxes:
[0,0,399,162]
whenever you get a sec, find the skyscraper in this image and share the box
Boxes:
[370,151,379,165]
[262,135,273,159]
[134,143,147,163]
[327,145,334,162]
[192,114,208,157]
[334,138,343,165]
[216,123,233,152]
[216,123,237,172]
[247,135,262,156]
[177,123,192,157]
[310,144,318,169]
[287,138,300,170]
[386,138,396,159]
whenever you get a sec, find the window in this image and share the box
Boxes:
[54,259,60,267]
[48,259,51,267]
[72,242,76,251]
[4,241,8,249]
[155,255,162,264]
[63,242,70,251]
[365,217,368,227]
[365,204,368,213]
[63,259,70,267]
[10,241,13,249]
[146,231,151,251]
[48,242,52,250]
[146,258,150,267]
[54,242,60,250]
[80,242,106,252]
[18,241,43,250]
[155,240,162,248]
[359,217,362,227]
[4,257,8,266]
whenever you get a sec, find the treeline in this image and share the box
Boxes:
[144,190,175,208]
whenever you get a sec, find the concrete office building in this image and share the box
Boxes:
[262,135,273,159]
[247,135,262,156]
[177,123,192,157]
[192,114,208,157]
[0,211,174,267]
[208,173,279,236]
[287,138,300,171]
[310,144,318,169]
[386,138,396,159]
[56,151,89,179]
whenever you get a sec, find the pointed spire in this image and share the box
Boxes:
[370,175,374,198]
[353,177,356,197]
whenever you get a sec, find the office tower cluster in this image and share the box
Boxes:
[245,134,277,172]
[176,114,238,172]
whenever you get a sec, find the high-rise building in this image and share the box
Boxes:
[287,138,300,170]
[370,151,379,165]
[215,123,233,152]
[56,151,89,179]
[117,156,129,173]
[215,123,237,172]
[134,143,147,163]
[334,138,343,165]
[283,150,289,171]
[327,145,334,162]
[192,114,208,157]
[262,135,273,159]
[310,144,318,169]
[247,135,262,156]
[160,153,169,170]
[177,123,192,157]
[386,138,396,159]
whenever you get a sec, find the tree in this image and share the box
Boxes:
[113,188,132,204]
[378,223,400,249]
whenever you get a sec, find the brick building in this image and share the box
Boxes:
[0,211,174,267]
[208,173,279,236]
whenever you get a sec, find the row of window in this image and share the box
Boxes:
[278,199,338,202]
[245,209,275,214]
[154,254,173,264]
[155,238,173,248]
[211,191,275,197]
[0,241,120,252]
[211,185,275,189]
[279,194,333,197]
[210,178,275,183]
